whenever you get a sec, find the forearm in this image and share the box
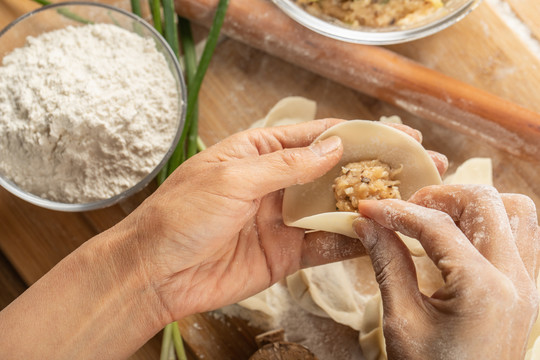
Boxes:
[0,219,168,360]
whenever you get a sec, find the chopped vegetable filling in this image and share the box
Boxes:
[333,160,402,212]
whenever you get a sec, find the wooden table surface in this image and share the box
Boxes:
[1,0,540,359]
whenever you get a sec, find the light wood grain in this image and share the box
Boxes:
[388,1,540,113]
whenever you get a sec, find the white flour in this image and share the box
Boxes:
[0,24,179,203]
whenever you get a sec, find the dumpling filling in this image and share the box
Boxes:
[333,160,402,212]
[294,0,444,28]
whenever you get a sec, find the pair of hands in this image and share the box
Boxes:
[130,119,538,359]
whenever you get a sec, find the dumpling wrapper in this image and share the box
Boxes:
[237,281,290,319]
[283,120,442,238]
[286,268,331,319]
[250,96,317,128]
[286,258,378,331]
[444,157,493,186]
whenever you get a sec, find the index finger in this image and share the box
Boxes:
[263,118,345,151]
[206,119,345,161]
[357,199,487,277]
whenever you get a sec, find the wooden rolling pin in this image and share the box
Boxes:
[175,0,540,161]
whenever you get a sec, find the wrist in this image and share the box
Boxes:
[95,216,174,331]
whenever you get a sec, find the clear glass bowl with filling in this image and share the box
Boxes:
[0,2,186,212]
[272,0,482,45]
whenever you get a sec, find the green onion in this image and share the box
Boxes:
[160,323,173,360]
[172,321,188,360]
[157,163,168,185]
[162,0,180,59]
[197,136,207,152]
[57,9,93,24]
[186,107,200,159]
[157,0,181,185]
[167,0,229,175]
[130,0,142,17]
[30,0,50,5]
[178,17,200,159]
[148,0,163,34]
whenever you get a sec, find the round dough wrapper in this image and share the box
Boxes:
[250,96,317,128]
[282,120,442,238]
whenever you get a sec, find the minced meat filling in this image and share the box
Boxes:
[333,160,402,212]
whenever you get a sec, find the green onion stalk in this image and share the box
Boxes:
[148,0,163,35]
[178,16,198,160]
[166,0,229,177]
[130,0,143,17]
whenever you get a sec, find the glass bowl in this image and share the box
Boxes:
[272,0,482,45]
[0,2,186,212]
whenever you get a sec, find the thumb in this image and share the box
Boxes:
[242,135,343,198]
[354,217,421,313]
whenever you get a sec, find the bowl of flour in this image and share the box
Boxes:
[0,2,186,211]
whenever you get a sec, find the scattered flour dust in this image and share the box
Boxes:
[0,24,179,203]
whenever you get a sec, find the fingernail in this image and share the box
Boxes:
[356,199,378,214]
[310,136,342,157]
[353,217,376,249]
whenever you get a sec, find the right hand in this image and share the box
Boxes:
[354,185,540,359]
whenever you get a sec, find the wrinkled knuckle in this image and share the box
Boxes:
[371,255,394,286]
[375,269,392,291]
[280,149,305,169]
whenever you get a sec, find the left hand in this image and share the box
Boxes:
[125,119,345,322]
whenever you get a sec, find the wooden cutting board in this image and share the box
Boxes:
[0,0,539,359]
